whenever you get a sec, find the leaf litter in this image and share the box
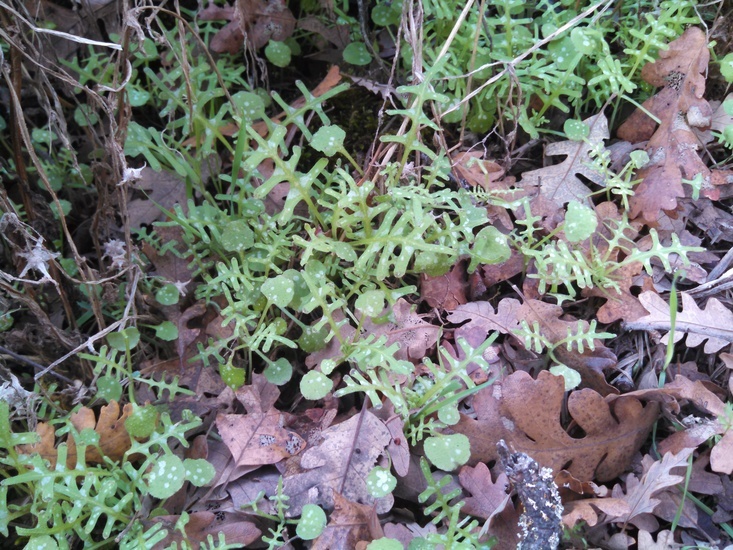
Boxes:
[5,7,733,550]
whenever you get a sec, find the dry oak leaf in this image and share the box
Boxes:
[19,401,133,468]
[311,492,383,550]
[146,511,261,550]
[452,371,659,482]
[623,291,733,354]
[516,113,609,213]
[582,261,648,324]
[458,462,511,520]
[420,261,468,311]
[614,374,733,474]
[609,448,694,531]
[17,421,59,468]
[201,0,295,53]
[66,400,133,465]
[616,28,717,221]
[216,378,305,468]
[562,496,630,529]
[282,410,392,516]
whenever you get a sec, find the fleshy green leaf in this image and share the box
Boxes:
[343,42,372,66]
[366,466,397,498]
[424,434,470,471]
[264,357,293,385]
[146,454,186,499]
[154,321,178,341]
[311,125,346,157]
[261,275,295,308]
[156,284,180,306]
[184,458,215,487]
[125,404,159,439]
[221,220,254,252]
[265,40,291,67]
[564,200,597,243]
[96,375,123,402]
[296,504,327,540]
[355,290,386,317]
[108,327,141,351]
[564,119,590,141]
[300,371,333,400]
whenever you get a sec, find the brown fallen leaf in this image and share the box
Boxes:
[616,28,721,221]
[623,291,733,354]
[146,511,261,549]
[458,462,510,520]
[452,370,659,482]
[282,409,392,516]
[202,0,295,53]
[516,113,609,218]
[67,400,133,465]
[420,261,468,310]
[312,492,382,550]
[216,377,305,468]
[609,448,694,531]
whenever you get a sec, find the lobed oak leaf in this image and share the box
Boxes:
[67,400,133,465]
[282,410,392,516]
[448,298,522,340]
[419,261,468,311]
[375,298,440,361]
[216,376,305,468]
[458,462,510,520]
[516,114,609,216]
[562,497,630,528]
[616,28,719,221]
[201,0,295,53]
[452,371,659,482]
[609,448,694,530]
[16,422,58,468]
[623,291,733,354]
[145,511,261,550]
[311,492,382,550]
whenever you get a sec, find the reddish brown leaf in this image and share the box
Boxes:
[420,261,468,310]
[452,371,659,482]
[312,492,382,549]
[458,462,510,520]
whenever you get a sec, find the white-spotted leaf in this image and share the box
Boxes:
[146,454,186,499]
[154,321,178,341]
[469,225,511,272]
[343,42,372,66]
[367,539,403,550]
[265,40,291,67]
[96,376,122,402]
[221,220,254,252]
[184,458,215,487]
[300,371,333,400]
[311,125,346,157]
[564,119,590,141]
[564,200,597,243]
[366,466,397,498]
[424,434,470,471]
[355,290,386,317]
[231,92,266,122]
[264,357,293,385]
[261,275,295,308]
[156,284,180,306]
[296,504,327,540]
[437,404,460,426]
